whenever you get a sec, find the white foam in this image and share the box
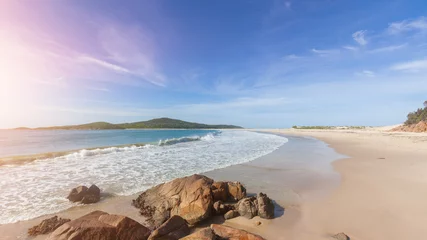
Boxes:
[0,130,287,224]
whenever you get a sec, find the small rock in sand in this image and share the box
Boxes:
[332,232,350,240]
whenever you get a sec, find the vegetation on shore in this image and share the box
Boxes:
[14,118,243,130]
[405,101,427,125]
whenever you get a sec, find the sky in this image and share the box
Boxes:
[0,0,426,128]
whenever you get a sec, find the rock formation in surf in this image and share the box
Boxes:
[67,184,101,204]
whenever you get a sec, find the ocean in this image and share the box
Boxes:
[0,129,288,224]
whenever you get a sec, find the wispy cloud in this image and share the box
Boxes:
[388,17,427,34]
[311,48,340,56]
[356,70,375,77]
[390,59,427,72]
[368,44,407,53]
[343,45,359,51]
[79,56,131,74]
[352,30,368,45]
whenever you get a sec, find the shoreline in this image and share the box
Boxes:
[0,133,340,239]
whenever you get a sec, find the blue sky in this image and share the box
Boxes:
[1,0,426,128]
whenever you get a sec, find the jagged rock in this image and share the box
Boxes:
[47,211,150,240]
[257,193,274,219]
[224,210,239,220]
[332,232,350,240]
[211,181,228,202]
[255,221,262,226]
[67,184,101,204]
[180,227,216,240]
[133,174,214,227]
[28,216,70,236]
[148,215,189,240]
[210,224,265,240]
[67,186,88,202]
[236,197,258,219]
[227,182,246,201]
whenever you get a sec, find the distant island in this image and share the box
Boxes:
[14,118,243,130]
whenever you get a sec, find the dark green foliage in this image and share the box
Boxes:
[405,101,427,125]
[25,118,242,130]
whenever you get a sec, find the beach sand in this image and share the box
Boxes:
[2,128,427,240]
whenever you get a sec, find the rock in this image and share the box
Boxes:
[211,181,228,202]
[213,201,229,215]
[67,185,88,202]
[332,232,350,240]
[236,197,258,219]
[255,221,262,226]
[47,211,151,240]
[256,193,274,219]
[133,174,214,227]
[67,184,101,204]
[210,224,265,240]
[224,210,239,220]
[28,216,71,236]
[98,214,151,240]
[227,182,246,201]
[148,215,190,240]
[180,227,216,240]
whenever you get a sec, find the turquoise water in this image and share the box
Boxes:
[0,129,218,158]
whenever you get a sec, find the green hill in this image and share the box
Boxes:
[405,101,427,125]
[20,118,242,130]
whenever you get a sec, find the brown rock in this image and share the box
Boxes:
[256,193,274,219]
[213,201,229,215]
[332,232,350,240]
[28,216,71,236]
[148,215,190,240]
[227,182,246,201]
[47,211,150,240]
[133,174,214,227]
[255,221,262,226]
[211,181,228,202]
[210,224,265,240]
[180,227,216,240]
[236,197,258,219]
[98,214,151,240]
[67,185,88,202]
[224,210,239,220]
[81,184,101,204]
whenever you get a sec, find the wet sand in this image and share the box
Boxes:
[0,134,342,239]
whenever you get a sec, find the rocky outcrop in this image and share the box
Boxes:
[236,193,275,219]
[180,227,216,240]
[213,201,231,215]
[332,232,350,240]
[210,224,265,240]
[224,210,239,220]
[28,216,71,236]
[133,175,215,227]
[47,211,151,240]
[211,181,228,202]
[148,215,189,240]
[67,184,101,204]
[257,193,275,219]
[227,182,246,201]
[391,121,427,132]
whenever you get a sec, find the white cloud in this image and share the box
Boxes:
[388,17,427,34]
[390,59,427,72]
[368,44,407,53]
[311,48,340,56]
[356,70,375,77]
[79,56,131,74]
[343,45,358,51]
[352,30,368,45]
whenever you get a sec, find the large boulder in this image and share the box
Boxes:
[148,215,190,240]
[67,184,101,204]
[211,181,228,202]
[28,216,71,236]
[133,174,214,227]
[257,193,274,219]
[210,224,265,240]
[236,197,258,219]
[67,186,88,202]
[227,182,246,201]
[47,211,150,240]
[180,228,216,240]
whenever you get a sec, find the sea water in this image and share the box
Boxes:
[0,130,288,224]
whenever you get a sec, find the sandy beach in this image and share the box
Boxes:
[1,128,427,240]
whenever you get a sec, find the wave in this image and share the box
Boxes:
[158,132,219,146]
